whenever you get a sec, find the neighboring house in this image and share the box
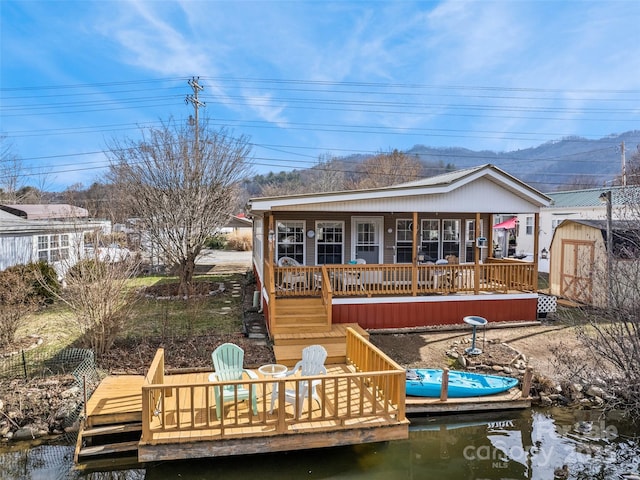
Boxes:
[247,164,551,334]
[0,204,103,277]
[219,213,253,235]
[548,219,639,308]
[515,186,640,273]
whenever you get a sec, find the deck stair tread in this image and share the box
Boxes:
[78,440,140,458]
[271,297,330,334]
[81,422,142,437]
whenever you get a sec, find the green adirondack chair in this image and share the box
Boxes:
[209,343,258,419]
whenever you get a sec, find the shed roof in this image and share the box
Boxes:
[0,204,89,220]
[248,164,551,214]
[558,219,636,231]
[546,185,640,208]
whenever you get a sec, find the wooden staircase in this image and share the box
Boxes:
[271,297,330,335]
[75,375,146,466]
[271,296,369,366]
[75,419,141,465]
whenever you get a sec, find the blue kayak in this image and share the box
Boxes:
[406,368,519,398]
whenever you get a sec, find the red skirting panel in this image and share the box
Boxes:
[331,297,537,330]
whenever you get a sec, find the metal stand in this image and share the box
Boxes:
[463,316,488,355]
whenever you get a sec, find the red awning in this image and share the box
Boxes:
[493,217,518,229]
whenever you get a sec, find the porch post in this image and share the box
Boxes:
[487,214,494,259]
[267,214,275,266]
[412,211,418,296]
[533,212,539,291]
[474,212,481,294]
[267,214,276,333]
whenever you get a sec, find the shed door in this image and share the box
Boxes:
[560,239,595,304]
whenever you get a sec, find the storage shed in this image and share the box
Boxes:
[548,219,639,308]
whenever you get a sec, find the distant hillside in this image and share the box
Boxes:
[405,131,640,192]
[246,131,640,196]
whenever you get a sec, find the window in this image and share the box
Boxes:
[442,219,460,258]
[396,219,413,263]
[276,221,305,264]
[316,221,343,264]
[465,220,476,263]
[525,216,534,235]
[420,219,439,262]
[464,219,485,262]
[37,234,70,263]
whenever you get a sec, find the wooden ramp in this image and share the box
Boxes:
[273,323,369,366]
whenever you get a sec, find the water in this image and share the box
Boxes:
[1,408,638,480]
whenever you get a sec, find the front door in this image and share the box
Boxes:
[352,217,383,264]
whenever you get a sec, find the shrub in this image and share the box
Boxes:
[205,234,227,250]
[29,261,60,304]
[226,232,252,251]
[0,267,38,347]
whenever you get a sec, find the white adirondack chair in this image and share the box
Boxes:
[270,345,327,416]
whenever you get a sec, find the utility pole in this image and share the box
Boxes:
[185,77,205,175]
[621,141,626,187]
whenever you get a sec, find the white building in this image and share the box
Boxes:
[515,186,639,273]
[0,204,105,278]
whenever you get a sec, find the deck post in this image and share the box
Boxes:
[521,367,533,398]
[440,368,449,402]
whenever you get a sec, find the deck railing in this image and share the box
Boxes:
[140,333,405,444]
[273,262,536,298]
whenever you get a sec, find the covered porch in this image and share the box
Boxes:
[248,165,550,335]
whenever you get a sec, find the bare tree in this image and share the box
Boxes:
[617,147,640,186]
[0,135,25,203]
[347,149,423,190]
[306,153,346,192]
[50,255,140,356]
[555,174,600,191]
[554,187,640,422]
[107,118,252,296]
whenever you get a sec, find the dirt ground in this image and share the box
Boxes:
[369,321,576,380]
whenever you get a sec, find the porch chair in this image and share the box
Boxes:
[269,344,327,416]
[209,343,258,419]
[277,256,308,290]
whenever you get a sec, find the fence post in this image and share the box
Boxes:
[83,375,88,419]
[22,350,27,379]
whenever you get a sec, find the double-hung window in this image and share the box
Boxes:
[420,219,439,262]
[442,219,461,258]
[395,219,413,263]
[37,234,70,263]
[316,221,343,264]
[276,221,305,264]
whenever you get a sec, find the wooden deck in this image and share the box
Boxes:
[138,365,407,461]
[84,375,144,427]
[76,328,409,465]
[77,328,532,466]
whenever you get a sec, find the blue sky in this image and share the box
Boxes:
[1,0,639,191]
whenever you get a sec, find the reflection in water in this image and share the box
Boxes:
[1,408,638,479]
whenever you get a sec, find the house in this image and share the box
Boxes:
[222,213,252,235]
[514,186,639,273]
[0,204,104,277]
[548,218,639,308]
[247,164,551,344]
